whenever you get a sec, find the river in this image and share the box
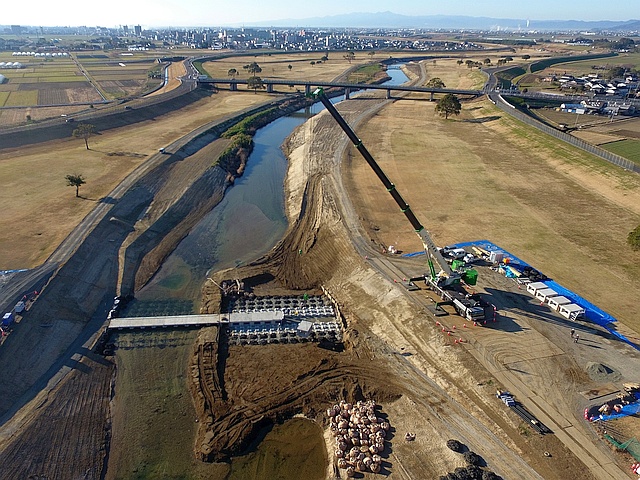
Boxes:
[127,65,410,477]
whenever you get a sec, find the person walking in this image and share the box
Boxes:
[574,334,579,343]
[571,328,575,337]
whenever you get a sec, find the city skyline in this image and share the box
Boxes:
[2,1,638,29]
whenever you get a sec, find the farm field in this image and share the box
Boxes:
[0,50,163,124]
[601,139,640,165]
[531,108,640,164]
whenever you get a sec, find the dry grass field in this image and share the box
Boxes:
[200,51,453,84]
[0,90,272,269]
[348,93,640,335]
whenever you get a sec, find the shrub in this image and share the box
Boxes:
[465,465,483,480]
[482,471,500,480]
[628,224,640,251]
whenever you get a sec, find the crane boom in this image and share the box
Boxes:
[312,88,454,281]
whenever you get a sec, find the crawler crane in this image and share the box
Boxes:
[312,88,484,322]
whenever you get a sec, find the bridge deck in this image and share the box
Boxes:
[109,311,285,330]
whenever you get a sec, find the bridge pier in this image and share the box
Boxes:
[430,91,434,102]
[386,89,391,99]
[305,84,311,96]
[230,82,237,91]
[266,83,273,93]
[345,88,350,100]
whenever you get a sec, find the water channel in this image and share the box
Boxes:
[136,64,410,312]
[129,65,409,477]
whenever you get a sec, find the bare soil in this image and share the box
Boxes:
[0,354,113,479]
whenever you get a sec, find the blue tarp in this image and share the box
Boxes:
[405,239,638,351]
[593,393,640,421]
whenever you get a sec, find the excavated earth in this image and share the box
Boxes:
[192,97,618,479]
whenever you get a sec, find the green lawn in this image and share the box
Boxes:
[0,91,9,107]
[601,139,640,165]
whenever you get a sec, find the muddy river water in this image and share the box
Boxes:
[133,66,409,477]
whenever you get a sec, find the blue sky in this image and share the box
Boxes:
[3,0,636,28]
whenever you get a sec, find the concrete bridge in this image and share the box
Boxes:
[197,77,598,104]
[198,77,484,100]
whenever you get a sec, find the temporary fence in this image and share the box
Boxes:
[604,435,640,462]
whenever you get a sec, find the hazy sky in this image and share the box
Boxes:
[3,0,635,28]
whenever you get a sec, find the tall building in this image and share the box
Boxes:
[123,25,129,35]
[134,25,142,36]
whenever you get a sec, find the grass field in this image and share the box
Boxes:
[0,92,8,107]
[601,139,640,164]
[108,330,227,480]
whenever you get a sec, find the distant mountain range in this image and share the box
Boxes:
[246,12,640,31]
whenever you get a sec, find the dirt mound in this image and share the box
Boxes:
[190,331,401,462]
[585,362,622,382]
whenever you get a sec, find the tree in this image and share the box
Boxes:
[522,54,531,60]
[608,66,626,79]
[247,62,261,78]
[287,64,292,72]
[465,59,474,68]
[435,94,461,119]
[628,224,640,251]
[310,61,316,66]
[65,174,86,197]
[227,68,237,78]
[343,51,355,63]
[483,58,491,65]
[247,76,264,94]
[72,123,97,150]
[320,55,328,62]
[425,77,446,88]
[457,59,464,66]
[368,50,375,59]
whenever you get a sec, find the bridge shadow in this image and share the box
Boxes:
[99,196,117,204]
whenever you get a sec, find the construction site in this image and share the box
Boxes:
[0,53,639,480]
